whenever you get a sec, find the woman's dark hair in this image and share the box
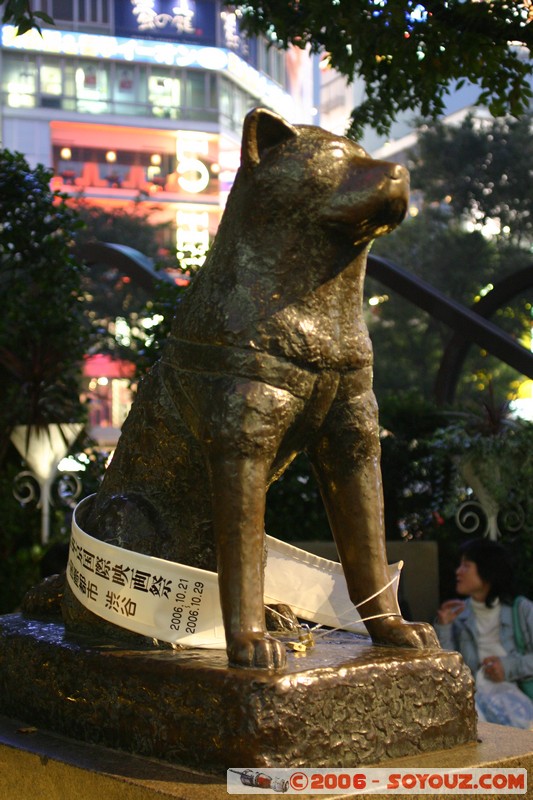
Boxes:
[459,538,515,606]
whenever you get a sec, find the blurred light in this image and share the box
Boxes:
[60,147,72,160]
[58,456,86,472]
[368,294,389,307]
[106,150,117,163]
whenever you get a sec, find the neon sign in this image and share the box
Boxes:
[131,0,195,35]
[177,158,210,193]
[176,209,210,270]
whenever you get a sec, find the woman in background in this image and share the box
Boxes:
[435,538,533,729]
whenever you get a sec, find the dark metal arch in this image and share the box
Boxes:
[367,255,533,403]
[434,265,533,405]
[76,244,533,405]
[76,242,175,291]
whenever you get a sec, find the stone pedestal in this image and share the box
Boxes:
[1,714,532,800]
[0,613,476,773]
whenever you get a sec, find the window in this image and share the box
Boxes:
[40,60,62,96]
[148,71,181,119]
[208,73,217,110]
[100,0,109,24]
[36,0,109,26]
[256,39,268,74]
[2,56,36,108]
[52,0,73,20]
[219,77,258,131]
[219,77,232,123]
[112,65,138,115]
[233,87,247,128]
[268,47,286,86]
[187,72,205,109]
[75,61,109,113]
[63,62,77,110]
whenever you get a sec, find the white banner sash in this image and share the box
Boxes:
[67,495,401,649]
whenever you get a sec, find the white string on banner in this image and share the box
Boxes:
[67,495,402,649]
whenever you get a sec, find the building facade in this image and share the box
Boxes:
[1,1,312,269]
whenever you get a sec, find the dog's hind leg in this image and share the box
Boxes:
[308,369,439,650]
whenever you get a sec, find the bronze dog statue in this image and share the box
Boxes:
[63,108,438,668]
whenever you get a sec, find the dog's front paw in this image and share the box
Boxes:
[367,616,439,650]
[227,631,286,670]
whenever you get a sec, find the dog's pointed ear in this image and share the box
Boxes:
[242,108,298,168]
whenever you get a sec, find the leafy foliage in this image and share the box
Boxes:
[1,0,54,35]
[378,393,450,540]
[0,150,94,605]
[0,458,42,612]
[428,388,533,511]
[410,113,533,246]
[0,150,89,464]
[368,110,533,406]
[235,0,533,137]
[367,208,519,402]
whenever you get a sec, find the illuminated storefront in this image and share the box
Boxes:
[0,1,311,265]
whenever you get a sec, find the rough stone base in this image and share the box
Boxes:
[0,716,531,800]
[0,613,476,773]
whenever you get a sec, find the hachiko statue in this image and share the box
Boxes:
[63,108,438,668]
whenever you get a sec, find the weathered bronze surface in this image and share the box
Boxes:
[0,614,476,774]
[59,107,438,669]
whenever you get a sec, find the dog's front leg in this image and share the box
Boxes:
[207,451,286,669]
[309,375,439,650]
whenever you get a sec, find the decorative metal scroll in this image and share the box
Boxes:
[13,469,83,511]
[455,497,526,539]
